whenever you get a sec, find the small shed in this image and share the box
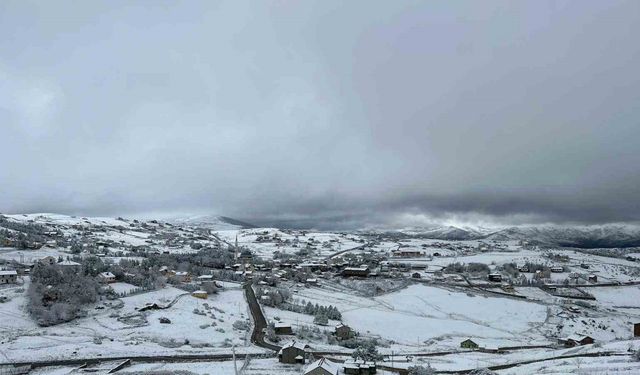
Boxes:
[191,290,208,299]
[460,338,479,349]
[634,323,640,337]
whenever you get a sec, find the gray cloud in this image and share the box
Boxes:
[1,0,639,229]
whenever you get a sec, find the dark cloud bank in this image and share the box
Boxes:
[1,0,639,230]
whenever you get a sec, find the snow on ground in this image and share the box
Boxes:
[0,247,69,264]
[266,283,550,352]
[0,286,265,364]
[343,284,548,348]
[109,282,139,295]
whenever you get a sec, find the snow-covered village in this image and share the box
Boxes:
[2,213,640,374]
[3,1,640,374]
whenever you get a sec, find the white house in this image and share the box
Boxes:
[0,270,18,284]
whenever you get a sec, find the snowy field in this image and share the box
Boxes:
[0,284,265,364]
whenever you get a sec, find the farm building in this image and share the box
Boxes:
[304,358,339,375]
[460,339,479,349]
[488,273,502,282]
[98,272,116,283]
[0,270,18,284]
[588,274,598,283]
[278,341,307,364]
[274,322,293,335]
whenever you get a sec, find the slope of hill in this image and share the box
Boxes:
[384,223,640,248]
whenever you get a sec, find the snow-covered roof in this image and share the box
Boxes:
[175,271,189,276]
[197,274,214,279]
[304,358,339,375]
[192,290,207,294]
[278,340,307,354]
[274,322,291,328]
[0,270,18,276]
[565,334,593,342]
[99,272,115,278]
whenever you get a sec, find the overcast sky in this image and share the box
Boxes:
[1,0,639,229]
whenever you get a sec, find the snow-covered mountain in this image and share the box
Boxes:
[385,223,640,248]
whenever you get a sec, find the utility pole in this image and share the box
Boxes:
[233,344,238,375]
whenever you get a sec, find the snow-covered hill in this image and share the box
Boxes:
[382,223,640,248]
[168,215,255,230]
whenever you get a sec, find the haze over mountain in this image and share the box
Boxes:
[1,1,639,228]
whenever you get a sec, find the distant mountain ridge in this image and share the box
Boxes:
[169,215,256,230]
[379,223,640,248]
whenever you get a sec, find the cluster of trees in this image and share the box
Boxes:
[281,299,341,321]
[302,301,342,320]
[27,262,103,326]
[444,262,490,274]
[351,339,382,361]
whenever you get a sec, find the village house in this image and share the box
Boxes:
[334,323,352,340]
[460,338,479,349]
[0,270,18,284]
[39,256,56,266]
[274,322,294,335]
[343,359,377,374]
[411,272,421,279]
[560,335,594,347]
[488,273,502,282]
[173,271,190,282]
[277,341,307,364]
[303,358,339,375]
[197,274,214,283]
[588,274,598,283]
[98,272,116,284]
[551,266,564,273]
